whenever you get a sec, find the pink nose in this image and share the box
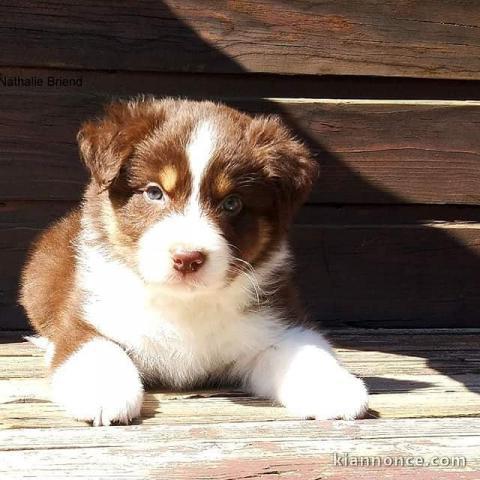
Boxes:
[172,250,206,273]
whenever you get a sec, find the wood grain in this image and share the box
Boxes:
[1,83,480,205]
[0,333,479,478]
[0,422,478,479]
[1,1,480,79]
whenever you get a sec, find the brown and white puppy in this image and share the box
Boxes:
[20,97,368,426]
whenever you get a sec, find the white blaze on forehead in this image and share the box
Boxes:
[136,119,228,289]
[186,120,217,197]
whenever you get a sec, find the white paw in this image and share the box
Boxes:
[246,328,369,420]
[280,369,369,420]
[51,338,144,426]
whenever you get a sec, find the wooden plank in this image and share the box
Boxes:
[292,224,480,328]
[1,1,480,79]
[0,419,478,479]
[1,85,480,204]
[2,417,479,447]
[327,328,480,352]
[2,202,480,329]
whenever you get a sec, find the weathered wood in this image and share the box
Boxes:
[1,332,480,429]
[0,420,478,478]
[1,333,479,478]
[2,201,480,329]
[1,86,480,204]
[1,1,480,79]
[2,417,479,447]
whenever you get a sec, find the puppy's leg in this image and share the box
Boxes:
[50,336,143,426]
[245,327,368,420]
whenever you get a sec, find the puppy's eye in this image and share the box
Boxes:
[144,184,164,202]
[221,195,243,215]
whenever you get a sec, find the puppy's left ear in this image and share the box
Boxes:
[247,115,319,216]
[77,100,158,190]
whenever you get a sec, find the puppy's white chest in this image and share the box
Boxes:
[89,291,277,387]
[79,247,282,387]
[126,298,246,386]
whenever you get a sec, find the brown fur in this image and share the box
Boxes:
[19,211,97,368]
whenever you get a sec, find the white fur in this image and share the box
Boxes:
[246,327,368,420]
[186,120,216,193]
[137,120,229,291]
[51,338,143,426]
[79,238,289,387]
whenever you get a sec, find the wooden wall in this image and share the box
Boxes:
[1,1,479,330]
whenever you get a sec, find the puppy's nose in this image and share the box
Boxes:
[172,250,206,273]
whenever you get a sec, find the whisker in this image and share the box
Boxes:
[224,243,275,305]
[226,242,241,254]
[231,266,261,304]
[229,260,265,305]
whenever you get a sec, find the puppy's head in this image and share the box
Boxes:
[78,98,317,296]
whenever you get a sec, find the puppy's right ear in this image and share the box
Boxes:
[77,101,157,189]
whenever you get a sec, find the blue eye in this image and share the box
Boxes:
[144,184,164,201]
[221,195,243,215]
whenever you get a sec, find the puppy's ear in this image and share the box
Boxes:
[77,101,157,189]
[247,115,319,216]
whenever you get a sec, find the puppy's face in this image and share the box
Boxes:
[78,98,317,296]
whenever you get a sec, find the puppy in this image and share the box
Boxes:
[20,97,368,426]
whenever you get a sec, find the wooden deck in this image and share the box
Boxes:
[1,329,479,479]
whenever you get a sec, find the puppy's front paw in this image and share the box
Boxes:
[282,372,368,420]
[280,369,368,420]
[51,338,144,426]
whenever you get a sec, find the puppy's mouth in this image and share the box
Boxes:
[166,270,207,290]
[157,268,228,296]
